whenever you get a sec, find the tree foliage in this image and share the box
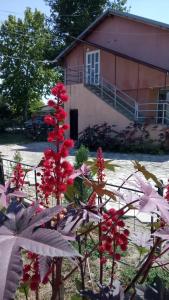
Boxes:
[110,0,129,12]
[45,0,129,47]
[0,8,58,120]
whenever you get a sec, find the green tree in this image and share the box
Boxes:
[0,8,58,121]
[45,0,108,46]
[109,0,130,12]
[45,0,130,47]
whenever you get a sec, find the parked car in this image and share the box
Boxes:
[24,116,49,141]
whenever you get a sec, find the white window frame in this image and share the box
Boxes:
[85,50,100,85]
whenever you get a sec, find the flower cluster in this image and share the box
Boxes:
[96,147,105,183]
[99,208,130,264]
[22,252,50,291]
[22,253,40,291]
[38,83,75,204]
[12,163,24,189]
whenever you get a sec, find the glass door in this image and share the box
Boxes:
[85,50,100,85]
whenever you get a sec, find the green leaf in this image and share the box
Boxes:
[64,185,79,202]
[136,245,149,255]
[19,283,29,296]
[86,159,119,174]
[133,161,162,187]
[104,160,120,172]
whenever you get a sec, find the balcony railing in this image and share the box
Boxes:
[64,65,169,125]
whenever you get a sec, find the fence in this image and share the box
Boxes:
[0,157,38,204]
[0,155,163,230]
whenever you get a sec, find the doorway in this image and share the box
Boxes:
[70,109,78,140]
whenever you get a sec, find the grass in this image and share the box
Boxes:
[0,132,32,145]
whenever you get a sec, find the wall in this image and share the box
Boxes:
[86,15,169,70]
[65,45,168,104]
[65,84,130,137]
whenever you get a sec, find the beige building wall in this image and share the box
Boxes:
[65,84,130,137]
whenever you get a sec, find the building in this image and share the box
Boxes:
[56,9,169,140]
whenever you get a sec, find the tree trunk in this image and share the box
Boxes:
[51,259,64,300]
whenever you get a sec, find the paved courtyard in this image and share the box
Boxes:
[0,142,169,223]
[0,142,169,185]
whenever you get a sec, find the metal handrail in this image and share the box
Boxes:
[64,65,169,124]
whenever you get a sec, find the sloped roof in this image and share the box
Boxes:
[55,9,169,63]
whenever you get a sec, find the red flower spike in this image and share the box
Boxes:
[64,139,74,148]
[30,281,39,291]
[108,208,116,216]
[103,213,109,220]
[67,178,74,185]
[120,244,128,251]
[100,257,107,265]
[101,225,108,232]
[106,236,113,243]
[39,83,75,204]
[60,148,69,158]
[42,276,49,284]
[117,209,124,216]
[60,93,69,102]
[96,147,105,182]
[116,237,124,246]
[115,253,121,261]
[104,242,112,252]
[117,220,125,227]
[106,220,112,227]
[62,124,69,130]
[98,245,105,253]
[24,264,31,272]
[44,115,55,126]
[12,163,25,189]
[48,99,56,107]
[123,229,130,236]
[22,273,30,282]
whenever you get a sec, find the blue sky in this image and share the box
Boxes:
[0,0,169,24]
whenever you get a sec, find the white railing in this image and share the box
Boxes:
[138,102,169,124]
[98,76,137,120]
[64,65,169,124]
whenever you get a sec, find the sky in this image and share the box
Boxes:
[0,0,169,24]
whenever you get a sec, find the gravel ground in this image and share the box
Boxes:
[1,142,169,222]
[0,142,169,185]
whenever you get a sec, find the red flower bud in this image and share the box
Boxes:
[115,253,121,261]
[48,99,56,107]
[64,139,74,148]
[120,244,127,251]
[117,220,125,227]
[123,229,130,236]
[60,93,69,102]
[100,257,107,265]
[44,115,55,126]
[67,178,74,185]
[108,208,116,215]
